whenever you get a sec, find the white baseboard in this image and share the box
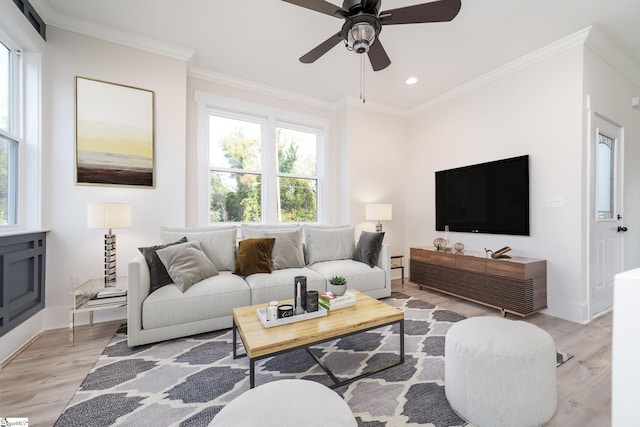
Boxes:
[544,296,589,324]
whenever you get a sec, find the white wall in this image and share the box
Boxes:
[41,28,188,331]
[405,46,587,322]
[340,105,408,260]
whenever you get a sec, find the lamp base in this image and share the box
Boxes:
[376,222,383,232]
[104,233,117,285]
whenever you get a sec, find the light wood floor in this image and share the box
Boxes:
[0,279,612,427]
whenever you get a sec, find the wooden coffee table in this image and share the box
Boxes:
[232,289,405,388]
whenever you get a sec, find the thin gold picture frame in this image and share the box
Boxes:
[75,76,155,187]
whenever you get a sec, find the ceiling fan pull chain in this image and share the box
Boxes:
[360,53,366,103]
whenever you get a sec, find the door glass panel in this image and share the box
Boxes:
[596,133,615,220]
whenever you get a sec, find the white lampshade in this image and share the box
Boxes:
[87,202,131,230]
[366,204,392,221]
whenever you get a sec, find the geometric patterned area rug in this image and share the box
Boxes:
[55,292,572,427]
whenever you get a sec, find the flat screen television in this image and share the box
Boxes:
[435,155,529,236]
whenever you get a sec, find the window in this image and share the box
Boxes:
[208,114,263,222]
[198,93,326,224]
[596,132,615,220]
[276,125,318,222]
[0,40,19,225]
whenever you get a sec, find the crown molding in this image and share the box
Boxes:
[409,27,593,116]
[585,26,640,88]
[189,67,339,112]
[31,0,193,61]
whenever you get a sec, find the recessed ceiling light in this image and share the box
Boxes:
[405,77,418,85]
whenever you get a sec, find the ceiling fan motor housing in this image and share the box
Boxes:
[342,14,382,53]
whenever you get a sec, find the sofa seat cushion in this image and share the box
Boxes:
[142,271,250,330]
[308,260,386,293]
[245,267,326,305]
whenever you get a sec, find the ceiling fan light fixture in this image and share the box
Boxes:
[348,22,376,54]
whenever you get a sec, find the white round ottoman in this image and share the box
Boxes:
[445,317,557,427]
[210,379,357,427]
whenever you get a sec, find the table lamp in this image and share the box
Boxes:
[87,202,131,284]
[366,203,392,232]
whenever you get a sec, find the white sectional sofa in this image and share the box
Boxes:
[127,224,390,347]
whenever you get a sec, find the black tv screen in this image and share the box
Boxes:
[435,155,529,236]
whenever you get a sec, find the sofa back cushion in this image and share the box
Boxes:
[240,223,300,238]
[304,225,355,265]
[159,226,237,271]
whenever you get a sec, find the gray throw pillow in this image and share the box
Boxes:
[139,237,188,293]
[159,227,237,271]
[352,231,385,268]
[156,240,219,293]
[263,229,305,269]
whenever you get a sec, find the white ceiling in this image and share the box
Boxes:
[32,0,640,110]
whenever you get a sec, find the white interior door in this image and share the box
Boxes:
[590,113,624,317]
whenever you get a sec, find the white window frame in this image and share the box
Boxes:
[195,92,328,225]
[0,7,44,232]
[0,33,22,226]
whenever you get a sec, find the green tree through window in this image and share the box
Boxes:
[208,114,319,223]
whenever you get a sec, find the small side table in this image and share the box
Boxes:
[391,255,404,284]
[70,276,127,346]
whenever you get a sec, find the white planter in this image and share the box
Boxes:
[327,283,347,296]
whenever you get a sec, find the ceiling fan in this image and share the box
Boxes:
[282,0,462,71]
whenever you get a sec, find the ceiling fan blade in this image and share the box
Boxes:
[281,0,348,18]
[299,32,343,63]
[379,0,461,25]
[367,38,391,71]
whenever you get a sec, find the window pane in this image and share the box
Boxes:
[278,177,317,222]
[210,171,261,222]
[0,42,9,132]
[276,127,316,175]
[0,133,18,225]
[209,115,261,170]
[596,133,614,220]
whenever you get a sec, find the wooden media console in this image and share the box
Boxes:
[410,247,547,317]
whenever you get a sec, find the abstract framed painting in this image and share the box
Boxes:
[75,76,155,187]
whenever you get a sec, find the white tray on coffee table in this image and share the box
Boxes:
[256,306,327,328]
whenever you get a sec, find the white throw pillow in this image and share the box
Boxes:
[304,226,355,265]
[159,226,237,271]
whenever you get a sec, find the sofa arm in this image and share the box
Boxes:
[378,244,391,291]
[127,253,151,346]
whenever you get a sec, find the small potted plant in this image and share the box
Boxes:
[328,276,347,296]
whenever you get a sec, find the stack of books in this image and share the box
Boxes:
[318,291,356,312]
[88,288,127,307]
